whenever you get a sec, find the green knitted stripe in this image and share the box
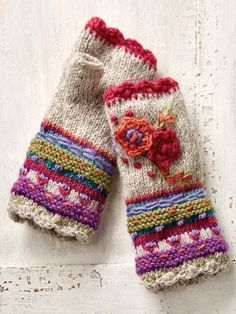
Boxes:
[128,198,212,232]
[29,138,111,190]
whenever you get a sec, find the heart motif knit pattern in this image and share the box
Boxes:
[103,77,230,291]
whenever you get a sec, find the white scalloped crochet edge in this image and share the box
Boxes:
[7,193,95,243]
[141,252,231,292]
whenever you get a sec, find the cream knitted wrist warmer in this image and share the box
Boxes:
[103,77,230,291]
[7,17,157,242]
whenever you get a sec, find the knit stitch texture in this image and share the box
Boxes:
[103,77,230,290]
[7,17,157,242]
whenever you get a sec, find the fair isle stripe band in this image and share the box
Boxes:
[127,184,217,239]
[127,188,205,216]
[128,182,229,280]
[25,155,108,197]
[20,119,113,227]
[136,228,217,253]
[41,119,116,163]
[28,138,111,191]
[125,182,203,205]
[135,236,228,275]
[130,211,215,236]
[25,168,100,207]
[127,200,213,233]
[11,176,100,229]
[133,216,218,247]
[37,127,114,175]
[23,157,106,201]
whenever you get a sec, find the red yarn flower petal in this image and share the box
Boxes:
[147,127,180,170]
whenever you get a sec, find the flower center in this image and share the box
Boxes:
[126,128,143,145]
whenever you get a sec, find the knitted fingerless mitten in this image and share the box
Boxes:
[7,17,157,242]
[103,78,230,291]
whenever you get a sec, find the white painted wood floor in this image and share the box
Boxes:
[1,0,236,313]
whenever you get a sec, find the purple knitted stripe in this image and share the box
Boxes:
[135,236,228,275]
[127,188,205,216]
[37,129,114,175]
[11,176,99,229]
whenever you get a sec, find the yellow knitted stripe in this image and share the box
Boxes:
[29,138,111,190]
[127,198,211,232]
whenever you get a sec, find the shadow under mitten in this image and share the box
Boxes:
[103,77,230,291]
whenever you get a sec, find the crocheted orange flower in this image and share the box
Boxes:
[114,117,154,156]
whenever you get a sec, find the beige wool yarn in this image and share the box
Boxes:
[103,77,230,291]
[7,17,157,242]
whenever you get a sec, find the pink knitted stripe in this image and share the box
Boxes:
[103,77,179,106]
[85,17,157,69]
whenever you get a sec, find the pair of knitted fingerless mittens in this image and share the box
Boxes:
[8,17,230,292]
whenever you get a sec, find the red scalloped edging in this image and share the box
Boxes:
[103,77,179,105]
[85,17,157,69]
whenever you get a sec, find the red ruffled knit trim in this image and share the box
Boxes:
[85,17,157,69]
[103,77,179,106]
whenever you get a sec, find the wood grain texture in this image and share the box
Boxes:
[0,264,236,314]
[0,0,236,313]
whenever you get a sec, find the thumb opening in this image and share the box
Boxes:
[60,53,104,101]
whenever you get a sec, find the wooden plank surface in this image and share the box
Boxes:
[0,0,236,313]
[1,264,236,314]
